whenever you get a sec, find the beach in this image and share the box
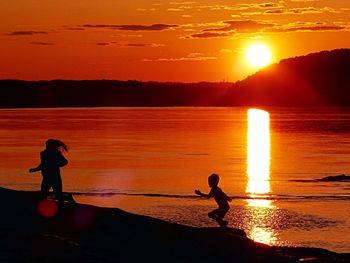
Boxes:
[1,187,349,263]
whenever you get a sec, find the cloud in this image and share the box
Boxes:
[181,22,226,29]
[264,6,340,15]
[142,52,216,62]
[167,8,183,12]
[169,1,196,4]
[241,6,340,16]
[136,2,281,13]
[288,7,322,14]
[263,9,284,14]
[241,12,263,16]
[82,24,177,31]
[124,43,164,47]
[6,31,48,36]
[30,42,55,45]
[268,23,346,33]
[258,3,278,8]
[66,27,85,31]
[96,42,164,47]
[189,32,232,38]
[289,0,317,2]
[281,25,345,32]
[203,20,275,33]
[197,2,282,12]
[165,2,196,12]
[197,5,234,11]
[193,2,342,16]
[125,43,150,47]
[112,34,143,38]
[184,19,348,39]
[184,20,275,39]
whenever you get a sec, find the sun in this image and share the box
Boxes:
[246,44,272,68]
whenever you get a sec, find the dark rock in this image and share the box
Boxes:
[317,174,350,182]
[0,187,349,263]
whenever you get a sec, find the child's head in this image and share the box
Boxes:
[45,139,68,152]
[208,173,219,188]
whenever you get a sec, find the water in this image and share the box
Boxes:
[0,107,349,252]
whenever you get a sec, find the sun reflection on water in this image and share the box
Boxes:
[245,109,276,245]
[247,109,270,195]
[246,198,272,208]
[250,226,276,244]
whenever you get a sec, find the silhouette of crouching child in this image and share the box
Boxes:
[29,139,69,202]
[195,173,232,227]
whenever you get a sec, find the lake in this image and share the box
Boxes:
[0,107,349,252]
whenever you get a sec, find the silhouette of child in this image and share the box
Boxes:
[29,139,68,202]
[195,173,231,227]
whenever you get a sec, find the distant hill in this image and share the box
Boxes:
[0,49,349,107]
[224,49,350,106]
[0,80,232,108]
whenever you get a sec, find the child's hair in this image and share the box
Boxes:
[208,173,219,186]
[45,139,68,152]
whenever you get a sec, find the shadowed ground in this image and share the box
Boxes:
[0,187,349,263]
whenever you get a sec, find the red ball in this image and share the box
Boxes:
[37,199,58,218]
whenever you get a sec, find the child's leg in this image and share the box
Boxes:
[218,208,229,227]
[208,209,224,226]
[40,178,51,199]
[52,176,63,202]
[208,208,229,227]
[208,209,220,219]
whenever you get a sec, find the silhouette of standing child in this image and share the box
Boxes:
[195,173,232,227]
[29,139,68,202]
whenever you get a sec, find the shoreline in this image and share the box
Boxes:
[0,187,349,262]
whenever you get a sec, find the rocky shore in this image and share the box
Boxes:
[0,187,349,263]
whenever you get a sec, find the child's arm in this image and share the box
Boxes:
[29,152,43,173]
[194,189,211,198]
[29,164,41,173]
[57,153,68,167]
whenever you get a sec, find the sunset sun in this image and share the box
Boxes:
[246,44,272,68]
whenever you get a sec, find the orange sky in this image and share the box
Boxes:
[1,0,350,82]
